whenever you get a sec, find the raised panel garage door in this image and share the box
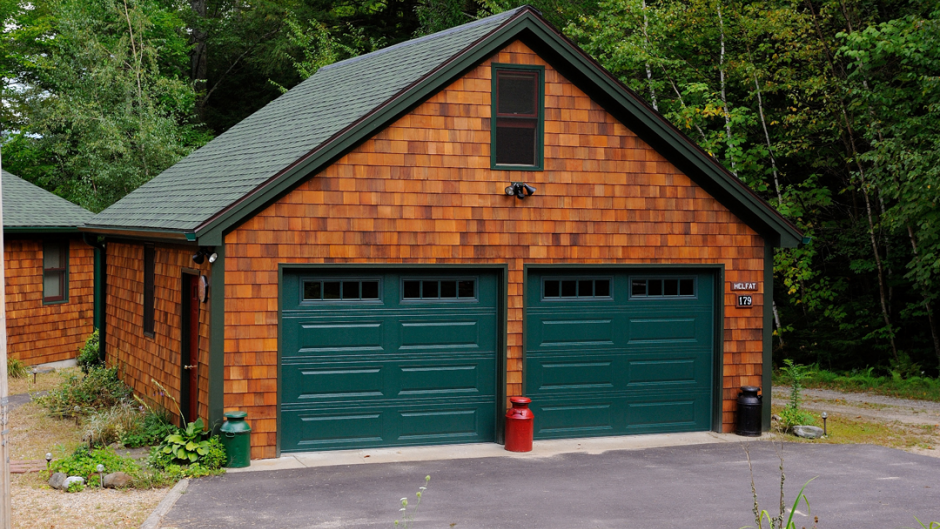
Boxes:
[525,270,715,439]
[280,270,499,452]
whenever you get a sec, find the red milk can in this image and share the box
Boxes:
[504,397,534,452]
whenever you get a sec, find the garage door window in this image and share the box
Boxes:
[631,278,695,298]
[542,278,611,300]
[303,280,380,301]
[402,279,476,301]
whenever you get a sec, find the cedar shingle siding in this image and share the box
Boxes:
[105,242,211,423]
[4,238,95,365]
[223,42,764,459]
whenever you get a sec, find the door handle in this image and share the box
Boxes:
[183,365,197,370]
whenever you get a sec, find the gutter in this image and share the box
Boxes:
[81,226,196,242]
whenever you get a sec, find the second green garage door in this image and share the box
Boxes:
[525,269,716,439]
[280,270,499,452]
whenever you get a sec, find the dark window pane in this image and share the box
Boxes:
[342,281,359,299]
[664,279,678,296]
[595,280,610,297]
[423,281,438,298]
[495,124,536,165]
[403,281,420,299]
[441,281,457,298]
[303,281,321,300]
[648,280,662,296]
[497,72,537,115]
[578,280,593,297]
[631,280,647,296]
[458,280,475,298]
[561,280,576,297]
[544,280,560,298]
[361,281,379,299]
[323,281,341,300]
[680,279,694,296]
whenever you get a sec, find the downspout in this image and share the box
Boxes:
[82,233,107,360]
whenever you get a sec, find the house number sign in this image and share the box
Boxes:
[731,282,758,308]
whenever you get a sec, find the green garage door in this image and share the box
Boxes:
[280,270,498,452]
[525,270,715,439]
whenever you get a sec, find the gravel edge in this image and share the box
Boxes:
[140,479,189,529]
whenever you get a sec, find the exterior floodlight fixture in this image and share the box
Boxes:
[192,247,218,265]
[505,182,537,200]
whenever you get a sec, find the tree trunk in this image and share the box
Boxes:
[716,2,736,176]
[641,0,658,111]
[191,0,208,122]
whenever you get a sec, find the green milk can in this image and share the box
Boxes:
[219,411,251,468]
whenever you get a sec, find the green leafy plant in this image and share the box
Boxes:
[66,481,85,493]
[743,444,817,529]
[37,365,133,418]
[120,404,176,448]
[6,357,29,378]
[779,360,817,430]
[160,417,211,464]
[905,517,940,529]
[76,330,101,374]
[394,475,430,528]
[50,445,139,487]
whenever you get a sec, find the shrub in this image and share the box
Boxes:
[149,418,227,478]
[38,365,133,418]
[76,330,101,374]
[6,357,28,378]
[50,445,139,487]
[120,406,176,448]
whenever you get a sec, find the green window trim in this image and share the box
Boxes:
[42,239,69,304]
[490,63,545,171]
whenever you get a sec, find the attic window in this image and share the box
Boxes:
[492,64,544,170]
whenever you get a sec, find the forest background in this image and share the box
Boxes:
[1,0,939,377]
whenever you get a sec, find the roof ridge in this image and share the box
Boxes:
[319,7,524,74]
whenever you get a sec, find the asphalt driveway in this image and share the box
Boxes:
[159,442,940,528]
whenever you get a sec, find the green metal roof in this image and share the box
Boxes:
[2,169,94,230]
[86,6,801,248]
[87,8,521,234]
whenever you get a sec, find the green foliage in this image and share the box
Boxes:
[394,475,430,528]
[774,364,940,402]
[6,357,29,379]
[50,445,139,486]
[120,406,177,449]
[76,330,101,374]
[1,0,210,212]
[906,518,940,529]
[149,418,226,477]
[778,360,816,430]
[37,365,133,417]
[66,481,85,493]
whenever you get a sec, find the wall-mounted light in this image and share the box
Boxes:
[505,182,537,200]
[192,248,218,265]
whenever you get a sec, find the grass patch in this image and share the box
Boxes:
[773,365,940,402]
[771,404,939,451]
[7,399,84,461]
[7,367,74,395]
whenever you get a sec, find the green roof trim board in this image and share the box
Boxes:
[2,169,94,231]
[86,6,802,248]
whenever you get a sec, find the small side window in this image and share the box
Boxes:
[143,244,155,335]
[402,279,476,301]
[42,240,68,303]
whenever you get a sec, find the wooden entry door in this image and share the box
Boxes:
[181,273,200,424]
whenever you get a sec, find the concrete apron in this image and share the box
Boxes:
[229,431,771,473]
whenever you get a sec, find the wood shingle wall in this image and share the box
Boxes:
[224,41,765,459]
[105,242,211,423]
[4,237,94,365]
